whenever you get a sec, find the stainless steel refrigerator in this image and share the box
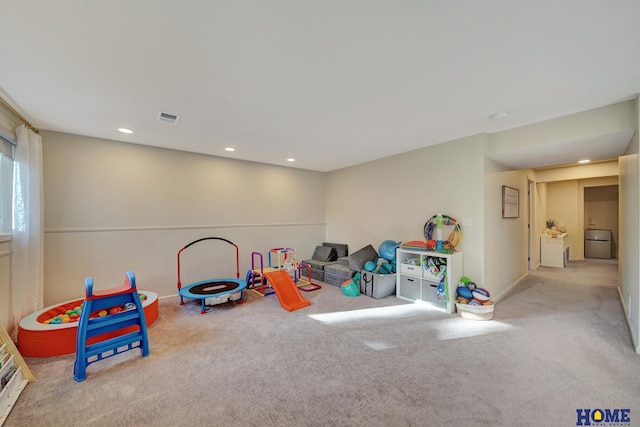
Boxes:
[584,229,612,259]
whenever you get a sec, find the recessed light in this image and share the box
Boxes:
[489,111,510,119]
[578,159,590,164]
[286,158,296,162]
[225,147,235,152]
[118,128,133,134]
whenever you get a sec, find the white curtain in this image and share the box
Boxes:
[11,124,43,336]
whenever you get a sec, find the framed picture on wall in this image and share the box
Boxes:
[502,185,519,218]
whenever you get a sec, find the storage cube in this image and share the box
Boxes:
[420,279,447,309]
[398,275,420,300]
[396,248,463,314]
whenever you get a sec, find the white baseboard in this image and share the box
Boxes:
[617,286,640,354]
[492,272,528,303]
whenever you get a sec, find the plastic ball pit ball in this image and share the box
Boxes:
[44,305,83,324]
[42,293,150,324]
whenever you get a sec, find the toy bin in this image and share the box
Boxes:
[455,303,494,321]
[360,271,396,299]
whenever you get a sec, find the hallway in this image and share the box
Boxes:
[532,258,619,289]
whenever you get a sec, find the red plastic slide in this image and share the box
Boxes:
[262,270,311,312]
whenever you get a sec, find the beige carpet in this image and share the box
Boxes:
[5,259,640,427]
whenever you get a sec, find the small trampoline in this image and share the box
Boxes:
[177,237,248,314]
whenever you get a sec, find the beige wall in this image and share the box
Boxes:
[42,131,327,305]
[326,134,486,286]
[484,167,530,300]
[535,161,619,183]
[546,180,580,256]
[585,185,618,230]
[535,182,548,264]
[619,152,639,352]
[618,96,640,352]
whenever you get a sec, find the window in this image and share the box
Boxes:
[0,97,24,235]
[0,100,21,235]
[0,153,13,234]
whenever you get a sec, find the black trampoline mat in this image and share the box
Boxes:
[189,281,240,295]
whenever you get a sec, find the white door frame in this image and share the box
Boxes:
[528,179,536,270]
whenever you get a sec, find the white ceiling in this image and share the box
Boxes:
[1,1,639,172]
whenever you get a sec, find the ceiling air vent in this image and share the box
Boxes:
[156,110,181,125]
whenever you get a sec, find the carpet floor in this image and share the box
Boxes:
[5,258,639,427]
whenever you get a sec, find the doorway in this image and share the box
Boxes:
[584,185,619,259]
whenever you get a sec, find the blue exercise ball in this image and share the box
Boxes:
[364,261,377,272]
[379,240,400,261]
